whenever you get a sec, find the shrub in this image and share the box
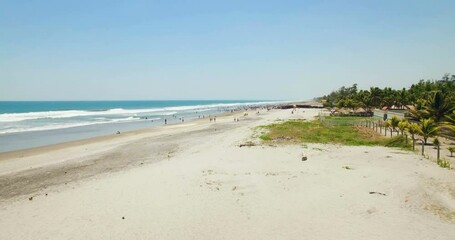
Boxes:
[437,158,451,169]
[448,146,455,157]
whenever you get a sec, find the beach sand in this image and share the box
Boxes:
[1,109,454,239]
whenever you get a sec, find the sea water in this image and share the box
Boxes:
[0,100,278,152]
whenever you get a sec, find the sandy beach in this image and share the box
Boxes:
[1,108,454,240]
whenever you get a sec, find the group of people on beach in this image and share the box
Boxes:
[159,105,274,126]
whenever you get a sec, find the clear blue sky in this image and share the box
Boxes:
[1,0,454,101]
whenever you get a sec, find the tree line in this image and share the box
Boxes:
[318,74,455,165]
[319,73,455,113]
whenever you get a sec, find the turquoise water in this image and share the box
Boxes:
[0,100,279,152]
[0,100,262,114]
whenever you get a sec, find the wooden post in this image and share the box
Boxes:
[437,145,440,161]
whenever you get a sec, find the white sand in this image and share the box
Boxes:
[0,109,454,240]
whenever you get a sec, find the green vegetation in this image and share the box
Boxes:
[320,116,367,126]
[318,74,455,113]
[437,158,451,169]
[409,91,455,122]
[318,74,455,138]
[316,74,455,169]
[418,118,440,144]
[384,135,410,149]
[397,119,408,135]
[260,120,411,150]
[259,134,271,141]
[390,116,400,132]
[448,146,455,157]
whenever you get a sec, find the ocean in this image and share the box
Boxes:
[0,100,280,152]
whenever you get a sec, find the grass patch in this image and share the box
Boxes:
[321,116,373,126]
[437,158,451,169]
[259,134,271,141]
[384,135,413,150]
[259,120,412,149]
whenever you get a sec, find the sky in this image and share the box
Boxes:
[1,0,454,101]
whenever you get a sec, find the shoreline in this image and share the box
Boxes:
[0,107,239,157]
[0,105,251,153]
[0,107,273,200]
[0,100,314,153]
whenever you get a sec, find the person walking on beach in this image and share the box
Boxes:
[165,119,167,125]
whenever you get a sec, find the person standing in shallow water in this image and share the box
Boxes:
[165,119,167,125]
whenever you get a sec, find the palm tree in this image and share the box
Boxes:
[441,111,455,133]
[407,99,427,120]
[421,91,455,122]
[344,98,361,112]
[407,122,420,150]
[369,87,383,109]
[397,88,409,109]
[381,87,396,109]
[390,116,400,133]
[417,118,440,144]
[357,90,373,112]
[397,119,408,135]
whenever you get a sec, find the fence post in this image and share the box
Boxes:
[437,145,440,161]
